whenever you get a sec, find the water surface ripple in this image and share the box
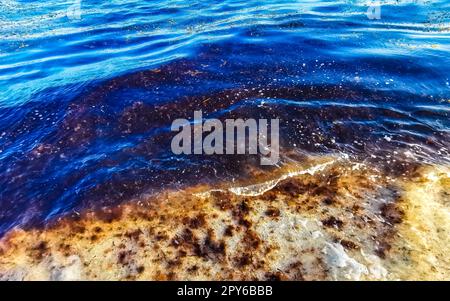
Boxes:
[0,0,449,234]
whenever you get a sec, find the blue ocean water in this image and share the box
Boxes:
[0,0,449,234]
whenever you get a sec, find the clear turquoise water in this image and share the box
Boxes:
[0,0,449,234]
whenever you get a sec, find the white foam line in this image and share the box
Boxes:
[195,160,336,198]
[229,160,335,196]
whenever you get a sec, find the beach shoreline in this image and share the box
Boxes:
[1,156,448,281]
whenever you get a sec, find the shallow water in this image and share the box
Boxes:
[0,0,449,235]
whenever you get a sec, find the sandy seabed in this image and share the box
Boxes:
[0,155,448,280]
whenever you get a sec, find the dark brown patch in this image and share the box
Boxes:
[118,251,127,265]
[187,265,199,273]
[235,253,252,267]
[351,204,362,213]
[265,208,280,218]
[224,225,234,237]
[340,239,360,250]
[285,261,305,281]
[380,203,404,224]
[212,192,234,211]
[125,229,143,240]
[375,241,392,259]
[237,200,250,214]
[31,241,49,261]
[187,214,206,229]
[265,272,282,281]
[136,266,145,274]
[117,250,134,265]
[93,226,103,233]
[172,228,225,262]
[155,232,168,241]
[261,191,277,201]
[233,200,252,228]
[275,179,306,197]
[239,218,252,228]
[310,173,339,197]
[58,243,72,256]
[322,216,344,229]
[201,230,226,261]
[243,230,261,249]
[166,272,176,280]
[167,258,182,268]
[322,198,334,205]
[181,228,195,244]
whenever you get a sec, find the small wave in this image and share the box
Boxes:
[224,160,335,197]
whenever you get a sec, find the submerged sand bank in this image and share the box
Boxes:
[0,156,448,280]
